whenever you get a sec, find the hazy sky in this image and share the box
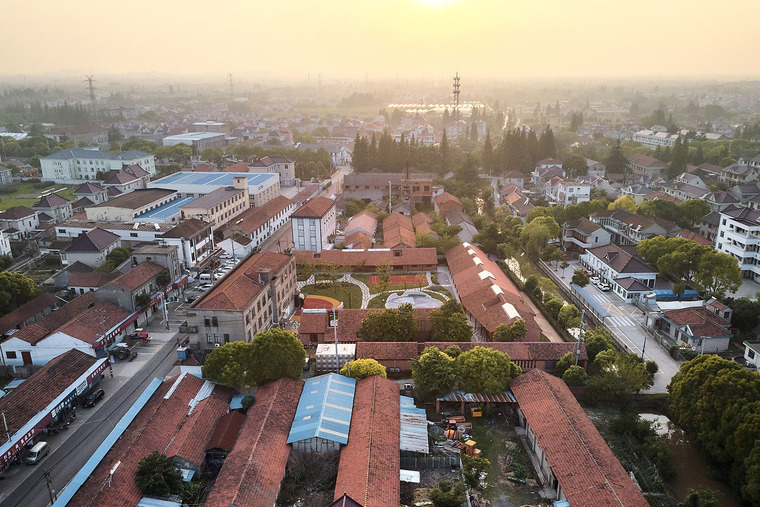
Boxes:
[5,0,760,80]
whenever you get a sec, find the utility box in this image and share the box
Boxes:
[315,343,356,373]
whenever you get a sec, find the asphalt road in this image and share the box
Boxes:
[0,339,178,507]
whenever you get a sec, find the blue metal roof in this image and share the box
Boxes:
[287,373,356,445]
[135,196,196,219]
[230,393,249,410]
[570,283,612,318]
[153,171,277,187]
[137,498,182,507]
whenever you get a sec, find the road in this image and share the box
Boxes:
[0,339,178,507]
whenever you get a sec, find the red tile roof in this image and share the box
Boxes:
[10,292,96,345]
[412,212,434,236]
[69,374,216,507]
[355,341,421,361]
[206,378,304,507]
[382,213,415,248]
[108,261,164,292]
[510,369,648,506]
[445,243,541,339]
[334,376,400,507]
[662,306,731,338]
[0,292,57,335]
[345,230,374,250]
[223,161,249,172]
[296,248,437,269]
[0,350,96,448]
[434,192,462,209]
[67,271,119,288]
[192,252,292,311]
[205,410,247,452]
[673,229,713,246]
[58,303,130,346]
[345,209,378,237]
[221,195,292,236]
[292,196,335,218]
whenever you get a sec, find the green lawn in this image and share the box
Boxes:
[422,289,450,303]
[366,291,404,309]
[352,273,429,295]
[300,282,363,309]
[0,182,78,211]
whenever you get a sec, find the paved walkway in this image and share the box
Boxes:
[521,296,563,343]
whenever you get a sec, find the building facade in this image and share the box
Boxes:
[716,206,760,279]
[41,149,155,182]
[292,197,337,252]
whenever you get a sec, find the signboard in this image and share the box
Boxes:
[86,359,110,385]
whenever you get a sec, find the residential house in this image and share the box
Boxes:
[95,261,167,322]
[590,208,677,245]
[581,244,658,294]
[658,302,733,353]
[250,156,296,186]
[0,206,39,239]
[0,293,58,337]
[720,162,757,185]
[502,170,526,188]
[715,206,760,280]
[33,193,73,224]
[502,184,534,218]
[73,182,108,205]
[0,231,10,257]
[621,184,651,205]
[383,213,415,248]
[345,210,379,250]
[60,227,121,267]
[184,252,297,349]
[531,165,563,189]
[45,124,108,145]
[560,218,612,255]
[628,153,667,178]
[743,341,760,369]
[705,191,740,211]
[666,182,710,202]
[161,219,214,270]
[102,164,151,194]
[217,194,295,253]
[67,271,119,295]
[510,369,648,506]
[433,191,463,216]
[585,158,606,178]
[545,177,591,206]
[292,196,337,252]
[411,212,436,240]
[446,243,541,341]
[130,244,182,283]
[699,210,723,243]
[445,209,478,243]
[0,165,13,186]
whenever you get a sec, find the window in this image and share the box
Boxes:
[6,351,16,359]
[204,318,211,327]
[207,333,214,344]
[224,334,230,343]
[749,349,756,360]
[212,317,218,327]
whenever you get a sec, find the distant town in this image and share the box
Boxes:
[0,76,758,507]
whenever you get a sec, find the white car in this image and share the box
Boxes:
[599,283,611,292]
[199,284,213,291]
[590,276,601,286]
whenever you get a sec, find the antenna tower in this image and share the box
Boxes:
[85,75,96,104]
[452,72,460,139]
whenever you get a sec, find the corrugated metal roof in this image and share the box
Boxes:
[435,390,514,404]
[287,373,356,445]
[400,395,429,454]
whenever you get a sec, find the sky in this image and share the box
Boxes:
[5,0,760,80]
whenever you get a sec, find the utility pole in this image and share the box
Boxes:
[332,307,339,373]
[452,72,460,139]
[575,309,585,366]
[388,181,392,214]
[43,468,56,503]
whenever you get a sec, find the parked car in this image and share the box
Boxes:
[25,442,49,465]
[82,389,105,408]
[599,283,611,292]
[199,284,213,291]
[590,276,601,286]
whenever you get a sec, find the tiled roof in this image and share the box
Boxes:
[328,308,433,342]
[662,306,731,338]
[206,378,303,507]
[434,192,462,208]
[74,182,105,195]
[292,196,335,218]
[65,227,120,253]
[192,252,291,311]
[510,369,648,506]
[298,311,330,336]
[161,218,210,238]
[193,163,218,172]
[181,186,244,210]
[92,188,175,210]
[108,261,164,292]
[630,153,666,168]
[223,161,249,172]
[345,209,378,237]
[10,292,96,345]
[57,303,130,345]
[411,212,434,236]
[345,230,374,250]
[296,248,437,269]
[67,271,119,288]
[69,374,216,506]
[34,193,69,208]
[424,341,588,364]
[445,243,541,339]
[72,196,93,209]
[355,341,421,361]
[0,206,36,220]
[0,292,57,335]
[383,213,415,248]
[334,376,400,507]
[585,244,655,274]
[644,190,681,202]
[106,186,122,197]
[674,230,713,246]
[165,384,233,464]
[0,350,96,447]
[563,218,600,235]
[614,277,651,291]
[221,195,292,235]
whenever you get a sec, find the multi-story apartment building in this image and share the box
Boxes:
[33,193,73,224]
[560,218,612,254]
[179,177,250,232]
[250,156,296,186]
[716,206,760,280]
[546,178,591,206]
[292,197,337,252]
[184,252,297,349]
[41,148,155,182]
[632,130,679,149]
[590,208,676,245]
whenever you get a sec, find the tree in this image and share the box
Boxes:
[135,292,151,308]
[429,310,472,342]
[249,328,306,385]
[558,304,581,328]
[521,216,560,254]
[588,352,651,409]
[724,296,760,332]
[493,319,527,341]
[554,352,575,378]
[462,455,491,489]
[202,341,256,387]
[340,358,387,379]
[571,269,589,287]
[584,327,615,362]
[357,303,417,342]
[563,365,588,387]
[375,258,393,293]
[560,260,569,277]
[669,137,688,179]
[543,296,564,319]
[156,269,171,288]
[562,153,588,177]
[429,481,466,507]
[443,345,461,358]
[695,250,742,297]
[412,347,456,399]
[0,272,38,314]
[136,452,183,497]
[680,199,710,230]
[678,488,720,507]
[455,346,522,394]
[607,195,637,212]
[605,139,628,175]
[200,148,223,165]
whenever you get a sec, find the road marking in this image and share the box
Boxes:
[607,315,635,327]
[593,294,610,303]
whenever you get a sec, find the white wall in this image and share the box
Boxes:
[2,332,96,366]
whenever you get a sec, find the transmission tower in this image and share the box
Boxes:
[452,72,460,139]
[84,75,96,104]
[228,73,234,99]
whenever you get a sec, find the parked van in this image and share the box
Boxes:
[25,442,49,465]
[199,274,213,282]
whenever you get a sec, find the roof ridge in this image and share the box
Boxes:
[363,377,378,504]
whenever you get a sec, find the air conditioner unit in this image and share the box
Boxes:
[214,343,220,348]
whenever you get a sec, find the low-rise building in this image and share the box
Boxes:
[560,218,612,254]
[658,302,733,353]
[45,124,108,145]
[382,212,415,248]
[628,153,667,178]
[33,193,73,224]
[581,243,658,292]
[296,247,438,272]
[73,182,108,205]
[95,261,167,319]
[0,230,10,257]
[218,195,295,254]
[60,227,121,267]
[715,206,760,280]
[0,293,58,337]
[161,219,214,270]
[86,188,177,222]
[66,271,119,295]
[102,164,151,194]
[743,341,760,369]
[185,252,297,349]
[343,172,433,206]
[179,177,250,232]
[633,129,678,149]
[510,369,648,506]
[162,131,226,151]
[433,191,462,216]
[0,206,39,239]
[345,209,379,249]
[545,177,591,206]
[40,148,155,182]
[292,196,337,252]
[130,244,182,282]
[250,156,296,186]
[590,208,676,245]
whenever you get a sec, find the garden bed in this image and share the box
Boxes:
[300,282,362,309]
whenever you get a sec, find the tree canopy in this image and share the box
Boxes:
[340,358,387,380]
[0,272,38,315]
[357,303,417,342]
[493,319,527,342]
[455,346,522,394]
[412,347,456,400]
[429,300,472,342]
[136,452,183,497]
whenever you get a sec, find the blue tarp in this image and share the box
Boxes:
[287,373,356,445]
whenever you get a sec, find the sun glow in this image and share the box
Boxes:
[415,0,458,6]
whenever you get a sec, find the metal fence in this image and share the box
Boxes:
[400,455,460,470]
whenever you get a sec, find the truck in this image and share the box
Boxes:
[126,328,150,341]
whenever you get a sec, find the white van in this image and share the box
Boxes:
[199,274,213,282]
[25,441,49,465]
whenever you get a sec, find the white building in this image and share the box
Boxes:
[715,206,760,280]
[633,130,679,149]
[162,131,226,152]
[0,206,39,239]
[546,178,591,206]
[581,243,658,295]
[0,230,10,257]
[40,148,155,182]
[292,196,337,252]
[250,156,296,186]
